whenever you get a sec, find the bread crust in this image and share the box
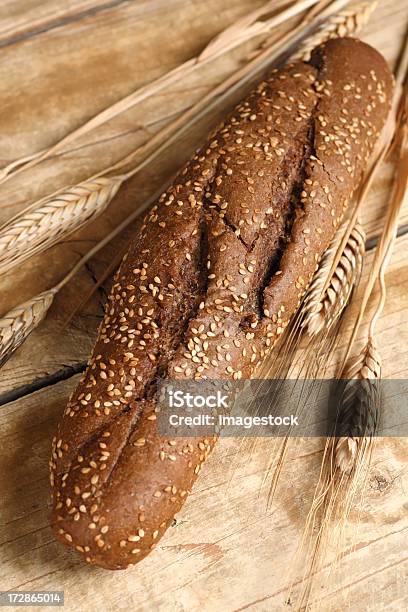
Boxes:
[50,38,393,569]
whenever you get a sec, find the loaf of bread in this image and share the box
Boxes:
[50,38,393,569]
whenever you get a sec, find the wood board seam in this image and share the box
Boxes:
[0,361,86,407]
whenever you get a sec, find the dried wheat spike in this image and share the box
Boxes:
[293,1,378,61]
[295,337,382,609]
[303,221,366,336]
[334,337,381,473]
[0,288,57,367]
[0,176,124,276]
[300,222,343,328]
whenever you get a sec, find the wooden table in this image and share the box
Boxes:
[0,1,407,610]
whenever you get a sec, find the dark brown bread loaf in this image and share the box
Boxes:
[50,38,393,570]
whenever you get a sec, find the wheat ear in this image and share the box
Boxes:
[334,89,408,475]
[0,176,124,276]
[253,219,365,506]
[302,220,366,337]
[257,219,366,505]
[0,289,57,368]
[334,338,381,471]
[293,0,379,60]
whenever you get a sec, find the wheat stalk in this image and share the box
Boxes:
[293,0,379,60]
[302,221,366,337]
[0,0,322,187]
[0,289,57,368]
[272,41,407,606]
[333,89,408,476]
[0,177,124,276]
[292,337,382,610]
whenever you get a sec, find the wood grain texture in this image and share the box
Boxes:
[0,1,127,46]
[0,0,407,609]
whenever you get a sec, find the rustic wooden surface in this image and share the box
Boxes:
[0,1,407,610]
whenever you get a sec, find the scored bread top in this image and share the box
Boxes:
[50,38,393,569]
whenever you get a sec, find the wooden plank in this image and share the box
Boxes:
[0,0,403,222]
[0,0,240,47]
[0,0,268,161]
[0,305,407,610]
[0,1,406,402]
